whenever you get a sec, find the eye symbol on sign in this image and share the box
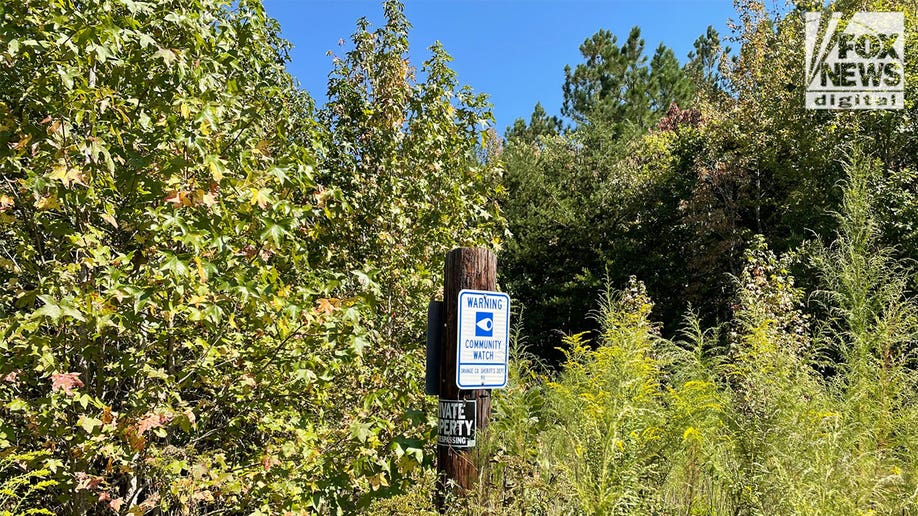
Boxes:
[475,311,494,336]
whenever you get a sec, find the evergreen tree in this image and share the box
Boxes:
[562,27,648,127]
[561,27,695,131]
[648,44,694,112]
[506,102,564,142]
[685,25,728,95]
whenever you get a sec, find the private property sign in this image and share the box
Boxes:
[437,399,476,448]
[456,289,510,389]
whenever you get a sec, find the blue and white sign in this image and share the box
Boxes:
[457,289,510,389]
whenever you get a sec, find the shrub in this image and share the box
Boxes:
[0,0,502,512]
[461,152,918,515]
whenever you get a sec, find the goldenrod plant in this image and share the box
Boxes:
[460,153,918,514]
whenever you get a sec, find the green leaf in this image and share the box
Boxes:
[6,399,28,411]
[261,224,288,246]
[350,422,372,443]
[78,416,103,434]
[160,253,189,276]
[155,47,176,65]
[351,336,368,354]
[136,33,156,49]
[33,296,62,321]
[60,304,85,322]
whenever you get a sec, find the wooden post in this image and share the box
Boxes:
[436,247,495,507]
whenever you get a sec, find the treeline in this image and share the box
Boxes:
[0,0,917,514]
[502,0,918,361]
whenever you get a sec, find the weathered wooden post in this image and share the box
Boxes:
[430,247,509,509]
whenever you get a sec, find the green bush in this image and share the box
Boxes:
[0,0,501,513]
[462,153,918,515]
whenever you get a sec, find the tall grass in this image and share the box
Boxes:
[457,152,918,514]
[0,451,57,515]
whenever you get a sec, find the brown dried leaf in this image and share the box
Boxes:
[137,412,173,436]
[51,372,83,395]
[261,455,280,471]
[74,472,103,491]
[315,298,337,315]
[0,195,14,212]
[33,194,60,211]
[163,190,181,206]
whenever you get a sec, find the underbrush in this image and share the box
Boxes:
[438,152,918,515]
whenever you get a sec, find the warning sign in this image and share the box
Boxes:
[437,399,476,448]
[457,289,510,389]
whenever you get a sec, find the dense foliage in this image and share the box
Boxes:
[503,0,918,357]
[0,0,500,513]
[462,153,918,514]
[2,0,918,514]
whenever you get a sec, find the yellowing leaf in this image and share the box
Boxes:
[34,194,60,211]
[69,170,86,186]
[49,163,86,187]
[0,194,13,211]
[201,192,218,207]
[250,188,270,209]
[208,159,224,182]
[190,189,205,206]
[12,134,32,151]
[194,255,207,282]
[255,139,271,156]
[188,294,207,305]
[78,415,103,434]
[49,163,67,182]
[101,213,118,228]
[368,472,389,490]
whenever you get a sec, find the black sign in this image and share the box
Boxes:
[425,301,444,396]
[437,399,476,448]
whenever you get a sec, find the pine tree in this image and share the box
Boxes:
[648,44,694,112]
[506,102,564,142]
[561,27,695,132]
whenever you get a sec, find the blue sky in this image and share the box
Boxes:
[262,0,745,133]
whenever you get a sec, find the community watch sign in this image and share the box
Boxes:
[456,290,510,389]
